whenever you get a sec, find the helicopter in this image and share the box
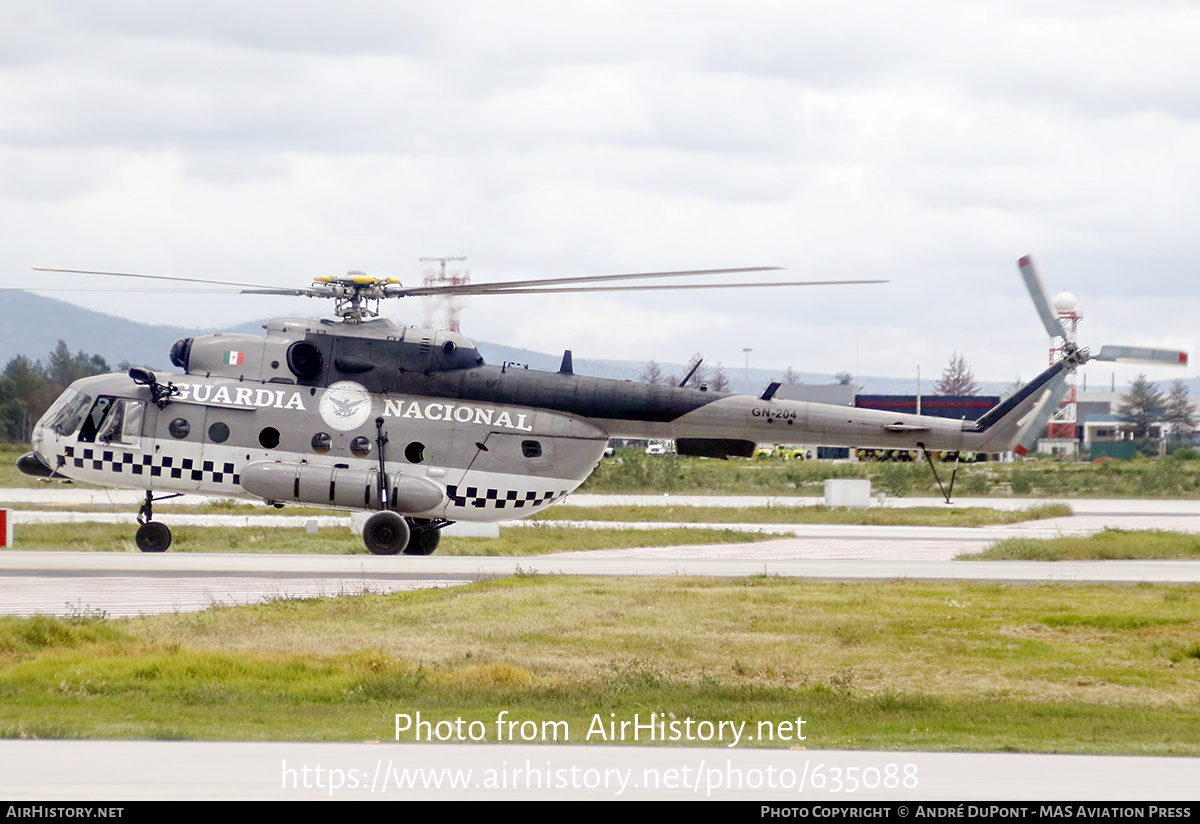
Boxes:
[13,258,1187,555]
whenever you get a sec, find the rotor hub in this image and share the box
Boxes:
[1059,342,1089,369]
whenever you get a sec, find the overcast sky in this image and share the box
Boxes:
[2,0,1198,388]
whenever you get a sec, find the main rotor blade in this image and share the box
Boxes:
[1017,255,1068,340]
[33,267,290,292]
[1093,345,1189,366]
[34,265,789,298]
[0,286,253,294]
[392,266,785,297]
[1013,372,1071,456]
[236,288,327,297]
[399,278,888,297]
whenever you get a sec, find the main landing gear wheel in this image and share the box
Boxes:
[402,524,441,556]
[135,521,172,553]
[363,511,410,555]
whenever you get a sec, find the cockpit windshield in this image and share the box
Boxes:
[39,389,92,437]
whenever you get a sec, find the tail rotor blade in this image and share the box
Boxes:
[1018,255,1068,340]
[1012,372,1071,457]
[1093,345,1188,366]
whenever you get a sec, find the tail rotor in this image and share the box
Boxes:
[1014,255,1188,453]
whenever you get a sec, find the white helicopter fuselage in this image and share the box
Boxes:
[31,371,612,523]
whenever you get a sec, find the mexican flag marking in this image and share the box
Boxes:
[223,351,245,365]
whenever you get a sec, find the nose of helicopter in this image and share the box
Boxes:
[16,449,55,478]
[16,419,56,479]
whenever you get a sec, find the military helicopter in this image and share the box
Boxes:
[13,258,1187,555]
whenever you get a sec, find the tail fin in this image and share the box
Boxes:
[962,359,1069,452]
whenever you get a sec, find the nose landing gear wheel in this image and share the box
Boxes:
[135,521,172,553]
[363,511,410,555]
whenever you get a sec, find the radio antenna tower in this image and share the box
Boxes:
[419,256,470,332]
[1046,291,1081,440]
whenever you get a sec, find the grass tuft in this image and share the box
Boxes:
[960,528,1200,561]
[0,615,127,654]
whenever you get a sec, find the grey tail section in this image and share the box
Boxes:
[959,359,1069,450]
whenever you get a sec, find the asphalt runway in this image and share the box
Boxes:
[4,551,1200,618]
[4,490,1200,616]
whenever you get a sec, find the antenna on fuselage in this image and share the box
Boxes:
[679,359,704,388]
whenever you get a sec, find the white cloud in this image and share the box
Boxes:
[2,0,1199,382]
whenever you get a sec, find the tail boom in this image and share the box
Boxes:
[591,360,1070,455]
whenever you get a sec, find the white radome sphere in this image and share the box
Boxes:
[1053,291,1077,313]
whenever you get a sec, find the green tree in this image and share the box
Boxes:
[0,342,111,443]
[47,340,109,390]
[0,355,52,442]
[1164,379,1196,442]
[936,352,980,396]
[835,371,855,386]
[1116,373,1165,439]
[782,367,801,386]
[640,359,665,386]
[708,363,730,392]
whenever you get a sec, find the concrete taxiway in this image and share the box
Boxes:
[3,550,1200,618]
[3,489,1200,616]
[3,740,1198,801]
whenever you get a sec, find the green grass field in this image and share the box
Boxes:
[7,522,776,555]
[581,449,1200,498]
[2,577,1197,752]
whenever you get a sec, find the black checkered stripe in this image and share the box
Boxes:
[63,446,241,485]
[446,484,568,510]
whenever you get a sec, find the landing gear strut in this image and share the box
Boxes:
[135,491,181,552]
[918,442,962,504]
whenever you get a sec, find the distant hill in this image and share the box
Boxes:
[0,291,198,370]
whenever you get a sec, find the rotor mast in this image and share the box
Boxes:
[311,271,402,323]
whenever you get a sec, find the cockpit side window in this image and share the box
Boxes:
[79,397,145,447]
[77,397,112,442]
[100,399,144,447]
